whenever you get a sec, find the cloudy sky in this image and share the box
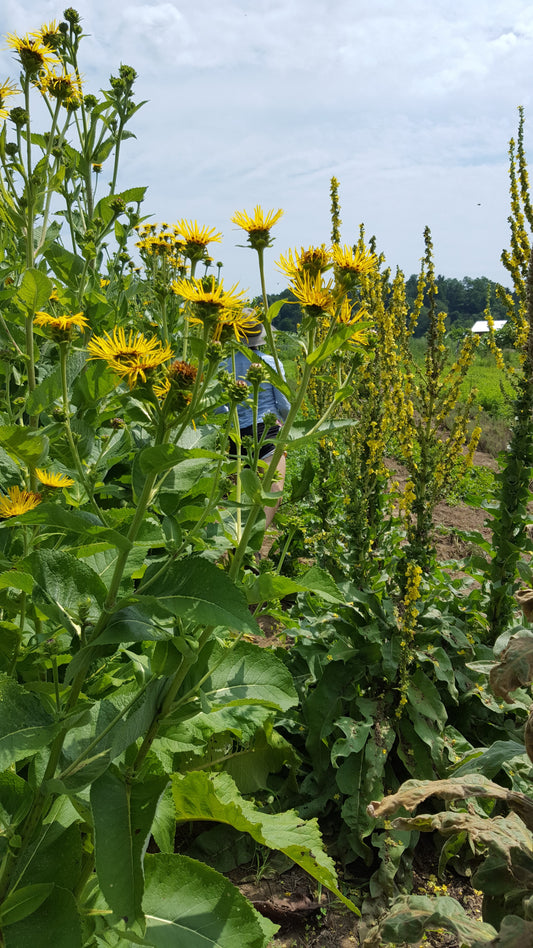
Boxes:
[2,0,533,296]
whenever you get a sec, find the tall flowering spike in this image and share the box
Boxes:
[0,485,41,518]
[87,327,173,389]
[6,31,58,75]
[330,177,342,246]
[0,79,20,120]
[231,205,283,250]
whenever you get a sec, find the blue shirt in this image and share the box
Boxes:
[220,349,290,429]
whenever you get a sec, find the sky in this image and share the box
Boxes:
[2,0,533,297]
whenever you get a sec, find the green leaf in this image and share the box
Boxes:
[0,425,49,466]
[138,443,185,475]
[180,639,298,713]
[25,549,107,634]
[18,505,131,553]
[247,565,344,606]
[306,322,362,365]
[91,767,167,925]
[3,887,82,948]
[44,243,85,284]
[0,883,53,926]
[96,600,174,644]
[171,771,358,912]
[27,350,87,415]
[453,740,526,779]
[0,673,57,770]
[15,268,52,314]
[0,570,33,593]
[141,853,278,947]
[286,418,356,451]
[407,666,447,730]
[144,558,261,635]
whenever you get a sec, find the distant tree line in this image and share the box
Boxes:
[260,275,512,338]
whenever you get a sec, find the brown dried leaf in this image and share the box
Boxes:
[516,588,533,622]
[490,632,533,701]
[367,775,533,832]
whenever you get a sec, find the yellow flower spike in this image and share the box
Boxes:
[35,469,74,488]
[0,485,41,518]
[6,31,58,75]
[87,328,173,389]
[0,79,20,120]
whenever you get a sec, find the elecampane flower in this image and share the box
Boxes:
[35,468,74,488]
[39,69,83,105]
[0,485,41,518]
[0,79,20,120]
[34,311,88,333]
[173,276,246,310]
[176,220,222,248]
[87,327,173,388]
[332,244,377,276]
[6,32,58,75]
[32,21,62,51]
[231,205,283,234]
[289,271,337,314]
[212,306,260,342]
[277,245,331,280]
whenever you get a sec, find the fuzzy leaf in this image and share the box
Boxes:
[171,771,358,912]
[141,853,278,947]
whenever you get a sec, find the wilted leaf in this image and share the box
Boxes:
[490,632,533,701]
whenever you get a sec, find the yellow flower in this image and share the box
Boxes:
[213,307,260,342]
[277,245,331,280]
[332,244,377,277]
[0,485,41,518]
[0,79,20,120]
[6,32,58,75]
[32,21,62,51]
[231,205,283,250]
[173,275,246,310]
[34,310,89,341]
[87,327,173,388]
[176,220,222,262]
[35,469,74,488]
[289,271,337,315]
[38,69,83,106]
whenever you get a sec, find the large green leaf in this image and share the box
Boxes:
[178,639,297,713]
[145,558,260,635]
[25,549,107,634]
[44,243,85,284]
[171,772,358,912]
[15,268,52,314]
[0,425,48,466]
[0,883,53,927]
[140,853,278,947]
[91,767,167,926]
[26,350,87,414]
[3,887,82,948]
[0,673,57,769]
[18,505,131,552]
[247,565,344,605]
